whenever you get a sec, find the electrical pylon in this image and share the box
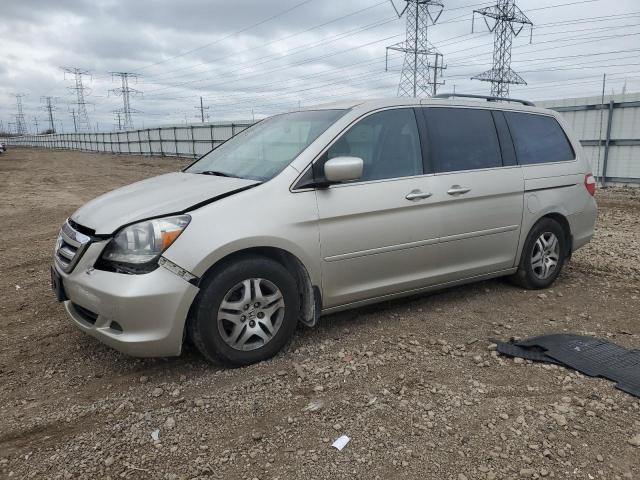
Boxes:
[62,67,92,132]
[109,72,141,130]
[386,0,445,97]
[13,94,27,135]
[471,0,533,98]
[41,96,58,133]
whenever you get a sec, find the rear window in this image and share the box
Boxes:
[505,112,575,165]
[422,108,502,173]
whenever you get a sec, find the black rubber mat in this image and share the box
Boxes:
[495,341,561,364]
[496,334,640,398]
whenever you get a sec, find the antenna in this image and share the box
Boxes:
[471,0,533,98]
[386,0,446,97]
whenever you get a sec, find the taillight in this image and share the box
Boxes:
[584,174,596,196]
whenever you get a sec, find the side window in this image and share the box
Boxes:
[423,107,502,173]
[505,112,575,165]
[326,108,422,182]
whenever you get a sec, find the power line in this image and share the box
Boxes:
[133,0,316,73]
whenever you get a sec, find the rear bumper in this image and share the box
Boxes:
[55,242,199,357]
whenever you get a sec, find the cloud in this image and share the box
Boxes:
[1,0,639,133]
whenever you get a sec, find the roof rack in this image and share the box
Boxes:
[432,93,535,107]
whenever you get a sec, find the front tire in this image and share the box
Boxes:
[511,218,567,290]
[189,256,300,367]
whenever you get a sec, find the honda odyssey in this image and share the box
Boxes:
[51,95,597,366]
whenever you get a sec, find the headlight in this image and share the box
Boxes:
[99,215,190,273]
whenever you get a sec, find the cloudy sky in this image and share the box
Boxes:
[1,0,639,133]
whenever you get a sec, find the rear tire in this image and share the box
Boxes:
[189,255,300,367]
[511,218,567,290]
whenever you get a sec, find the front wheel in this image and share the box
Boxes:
[511,218,567,290]
[189,256,300,367]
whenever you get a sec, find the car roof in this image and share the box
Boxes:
[309,97,553,116]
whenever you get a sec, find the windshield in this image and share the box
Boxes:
[185,109,346,181]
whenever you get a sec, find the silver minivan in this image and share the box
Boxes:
[52,95,597,366]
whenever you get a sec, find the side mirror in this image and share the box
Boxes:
[323,156,363,183]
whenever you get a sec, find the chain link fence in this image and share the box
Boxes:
[1,122,253,159]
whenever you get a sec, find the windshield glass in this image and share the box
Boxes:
[185,109,346,181]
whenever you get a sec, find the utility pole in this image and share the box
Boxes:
[13,94,27,135]
[595,73,607,186]
[471,0,533,98]
[41,96,58,133]
[386,0,444,97]
[33,117,39,134]
[196,96,209,123]
[109,72,141,130]
[62,67,92,131]
[432,52,446,96]
[70,108,78,133]
[114,111,122,131]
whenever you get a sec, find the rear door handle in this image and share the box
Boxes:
[405,189,433,201]
[447,185,471,195]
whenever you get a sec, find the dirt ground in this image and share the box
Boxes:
[1,148,639,480]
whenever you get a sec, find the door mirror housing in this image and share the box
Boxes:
[323,156,363,183]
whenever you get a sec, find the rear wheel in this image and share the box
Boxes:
[511,218,567,289]
[189,256,300,367]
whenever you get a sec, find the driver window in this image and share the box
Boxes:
[327,108,423,182]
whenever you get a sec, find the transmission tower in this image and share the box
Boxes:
[109,72,141,130]
[13,94,27,135]
[386,0,445,97]
[41,96,58,133]
[471,0,533,98]
[70,108,78,133]
[62,67,92,132]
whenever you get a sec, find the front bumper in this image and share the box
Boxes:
[54,241,199,357]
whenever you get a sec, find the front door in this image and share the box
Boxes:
[314,108,441,308]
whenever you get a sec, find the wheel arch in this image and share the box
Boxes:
[539,212,573,259]
[186,246,320,346]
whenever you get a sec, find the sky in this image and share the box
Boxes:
[1,0,640,134]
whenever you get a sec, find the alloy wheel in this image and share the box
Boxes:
[216,278,285,351]
[530,232,560,280]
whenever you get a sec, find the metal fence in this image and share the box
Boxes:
[540,92,640,185]
[1,122,253,159]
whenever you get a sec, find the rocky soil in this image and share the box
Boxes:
[1,148,639,479]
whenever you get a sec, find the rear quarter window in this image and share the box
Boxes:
[505,112,575,165]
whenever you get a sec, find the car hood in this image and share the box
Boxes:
[71,172,259,234]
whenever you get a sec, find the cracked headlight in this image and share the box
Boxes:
[99,215,190,273]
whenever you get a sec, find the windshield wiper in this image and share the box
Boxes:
[199,170,238,178]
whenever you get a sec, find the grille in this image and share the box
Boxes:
[54,220,92,273]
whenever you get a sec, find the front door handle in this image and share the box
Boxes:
[405,189,433,201]
[447,185,471,195]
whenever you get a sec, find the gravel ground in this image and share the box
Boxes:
[1,148,639,480]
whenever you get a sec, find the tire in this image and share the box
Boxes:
[511,217,567,290]
[189,255,300,367]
